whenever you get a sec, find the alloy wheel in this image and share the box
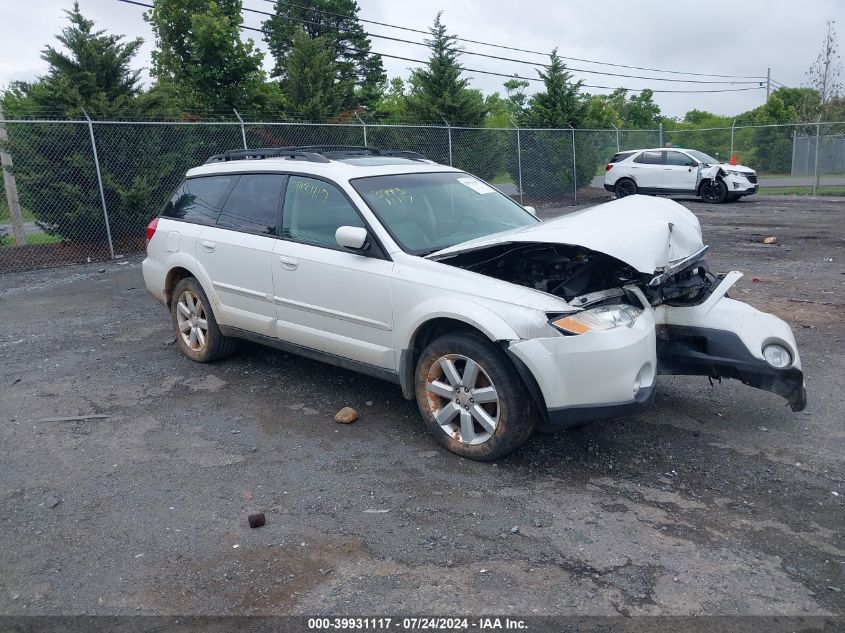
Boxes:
[425,354,499,445]
[175,290,209,351]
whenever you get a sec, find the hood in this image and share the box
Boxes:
[710,163,754,173]
[428,195,705,275]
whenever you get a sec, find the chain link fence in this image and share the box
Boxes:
[1,117,843,273]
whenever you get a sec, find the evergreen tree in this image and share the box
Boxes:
[523,50,583,128]
[281,29,341,121]
[1,3,172,244]
[145,0,268,112]
[405,12,487,126]
[263,0,385,112]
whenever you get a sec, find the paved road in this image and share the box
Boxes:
[0,196,843,617]
[0,221,40,236]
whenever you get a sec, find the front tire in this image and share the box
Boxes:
[170,277,236,363]
[700,178,728,203]
[414,332,536,461]
[614,178,638,199]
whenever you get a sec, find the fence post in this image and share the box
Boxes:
[611,123,619,152]
[442,117,453,166]
[791,128,796,177]
[510,117,523,205]
[569,125,577,203]
[233,109,247,150]
[813,115,822,196]
[730,119,736,158]
[354,112,367,146]
[82,109,115,259]
[658,122,664,147]
[0,105,26,246]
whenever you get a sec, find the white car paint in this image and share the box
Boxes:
[429,195,704,275]
[142,153,804,440]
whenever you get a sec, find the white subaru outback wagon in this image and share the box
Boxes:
[143,146,806,461]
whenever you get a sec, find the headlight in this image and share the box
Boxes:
[726,170,745,177]
[763,344,791,368]
[551,304,642,335]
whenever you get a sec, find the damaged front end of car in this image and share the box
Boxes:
[428,196,807,417]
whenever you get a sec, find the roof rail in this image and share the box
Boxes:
[204,146,430,164]
[204,148,330,164]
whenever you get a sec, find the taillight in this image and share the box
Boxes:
[146,218,158,244]
[605,163,614,171]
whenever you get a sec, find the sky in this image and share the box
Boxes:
[0,0,842,120]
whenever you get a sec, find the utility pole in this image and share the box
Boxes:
[766,67,771,100]
[0,105,26,246]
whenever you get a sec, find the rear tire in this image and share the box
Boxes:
[414,332,536,461]
[614,178,638,199]
[700,178,728,204]
[170,277,236,363]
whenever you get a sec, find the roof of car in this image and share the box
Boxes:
[186,156,461,181]
[625,148,694,154]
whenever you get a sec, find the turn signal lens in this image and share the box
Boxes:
[552,304,642,335]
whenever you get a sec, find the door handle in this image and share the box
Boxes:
[278,255,299,270]
[200,240,215,252]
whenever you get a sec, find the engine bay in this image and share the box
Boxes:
[436,242,717,307]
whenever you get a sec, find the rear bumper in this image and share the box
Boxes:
[657,325,807,411]
[141,256,168,306]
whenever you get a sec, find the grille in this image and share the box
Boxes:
[747,173,758,183]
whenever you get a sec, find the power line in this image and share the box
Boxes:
[116,0,766,94]
[239,4,762,85]
[255,0,768,80]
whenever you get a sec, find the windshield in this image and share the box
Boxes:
[686,150,720,165]
[351,172,538,255]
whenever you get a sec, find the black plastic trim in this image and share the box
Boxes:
[219,326,401,386]
[545,384,656,430]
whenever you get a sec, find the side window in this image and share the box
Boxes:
[282,176,364,248]
[666,151,695,166]
[162,176,235,225]
[216,174,284,235]
[634,151,663,165]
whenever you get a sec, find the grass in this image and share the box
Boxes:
[0,203,36,224]
[0,232,63,247]
[490,173,515,185]
[760,186,845,196]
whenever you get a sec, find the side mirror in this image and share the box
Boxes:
[524,205,537,217]
[335,225,369,252]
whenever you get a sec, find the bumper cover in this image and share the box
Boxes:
[657,325,807,411]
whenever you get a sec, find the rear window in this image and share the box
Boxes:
[609,151,635,163]
[161,175,236,225]
[216,174,284,235]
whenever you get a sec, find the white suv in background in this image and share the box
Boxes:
[604,148,759,203]
[142,146,804,461]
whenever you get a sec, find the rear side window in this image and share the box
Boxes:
[609,151,635,163]
[162,175,235,225]
[216,174,285,235]
[634,151,663,165]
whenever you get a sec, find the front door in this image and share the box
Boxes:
[662,151,699,192]
[272,175,395,370]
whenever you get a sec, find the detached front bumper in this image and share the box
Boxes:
[657,325,807,411]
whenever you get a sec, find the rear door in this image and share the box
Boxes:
[194,173,285,337]
[630,150,664,189]
[271,175,395,369]
[662,151,699,192]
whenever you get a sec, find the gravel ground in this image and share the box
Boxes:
[0,195,842,617]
